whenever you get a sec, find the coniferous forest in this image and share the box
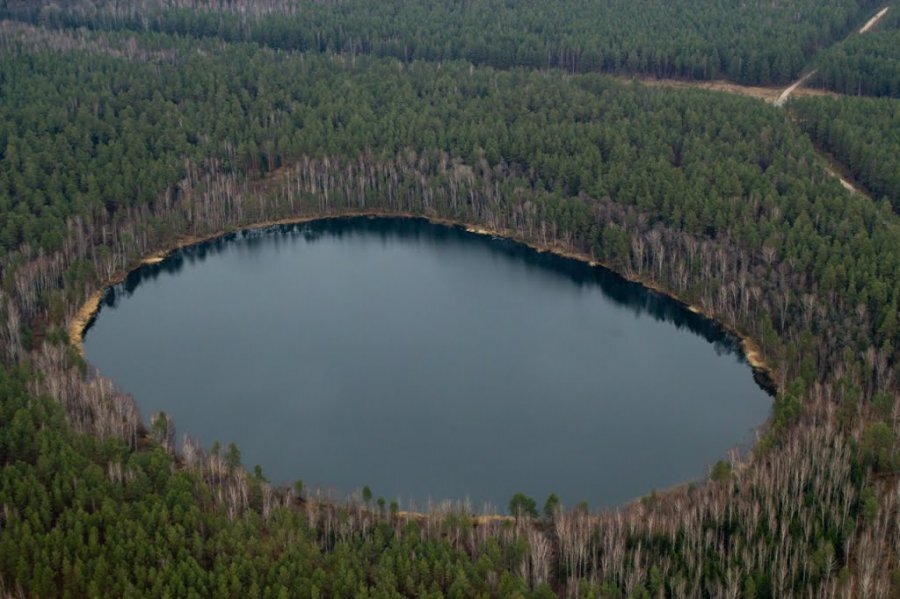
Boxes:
[792,95,900,207]
[1,0,889,85]
[812,6,900,97]
[0,1,898,597]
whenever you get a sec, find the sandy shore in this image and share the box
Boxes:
[65,210,779,518]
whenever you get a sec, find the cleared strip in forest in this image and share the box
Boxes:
[774,4,892,106]
[859,6,890,33]
[821,156,864,196]
[618,77,874,203]
[633,4,891,199]
[623,75,834,104]
[810,145,876,199]
[774,71,818,107]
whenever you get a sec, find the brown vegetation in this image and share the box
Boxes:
[0,147,893,594]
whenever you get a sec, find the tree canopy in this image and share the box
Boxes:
[0,6,897,598]
[813,7,900,97]
[3,0,886,85]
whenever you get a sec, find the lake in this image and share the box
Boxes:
[83,217,770,511]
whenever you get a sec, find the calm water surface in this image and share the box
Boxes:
[84,217,770,510]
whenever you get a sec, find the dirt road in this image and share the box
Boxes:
[859,6,890,33]
[774,71,818,107]
[773,5,891,106]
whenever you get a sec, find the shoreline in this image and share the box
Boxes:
[68,211,778,394]
[66,210,778,517]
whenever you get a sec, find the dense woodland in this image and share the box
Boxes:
[791,95,900,208]
[0,4,898,599]
[1,0,887,86]
[812,5,900,97]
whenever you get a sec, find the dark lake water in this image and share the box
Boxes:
[84,217,770,511]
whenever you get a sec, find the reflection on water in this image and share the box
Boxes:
[86,217,770,511]
[104,218,746,360]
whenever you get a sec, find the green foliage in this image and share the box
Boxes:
[253,464,267,482]
[542,493,559,520]
[858,486,880,521]
[508,493,538,518]
[226,442,242,469]
[860,422,897,472]
[0,366,547,597]
[871,392,895,420]
[709,460,733,483]
[773,392,804,433]
[742,574,760,598]
[792,95,900,209]
[813,7,900,97]
[6,0,884,86]
[0,9,897,598]
[0,33,896,374]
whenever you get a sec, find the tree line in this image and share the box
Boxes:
[0,17,897,599]
[2,0,886,86]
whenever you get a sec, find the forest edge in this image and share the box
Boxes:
[67,211,779,398]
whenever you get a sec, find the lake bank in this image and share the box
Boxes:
[79,215,773,508]
[68,211,778,398]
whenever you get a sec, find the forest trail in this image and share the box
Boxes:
[624,76,833,103]
[773,5,891,106]
[825,163,862,195]
[629,4,887,199]
[623,81,870,200]
[813,146,871,197]
[768,5,892,197]
[773,71,817,107]
[859,6,890,33]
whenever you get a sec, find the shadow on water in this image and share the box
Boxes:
[92,216,752,376]
[84,215,774,506]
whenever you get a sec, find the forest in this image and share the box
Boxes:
[812,6,900,97]
[1,0,887,85]
[791,95,900,207]
[0,2,898,598]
